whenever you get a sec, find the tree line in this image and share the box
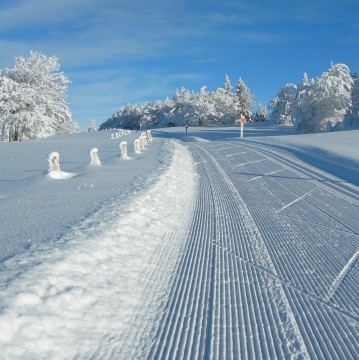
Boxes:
[100,62,358,133]
[1,51,357,140]
[99,76,268,131]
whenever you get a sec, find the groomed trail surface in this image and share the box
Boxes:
[145,136,359,359]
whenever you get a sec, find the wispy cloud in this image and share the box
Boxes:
[0,0,356,127]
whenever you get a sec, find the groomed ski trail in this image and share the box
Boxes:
[145,136,359,359]
[147,142,308,359]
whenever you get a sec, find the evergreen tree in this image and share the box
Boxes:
[347,72,359,127]
[294,63,353,132]
[224,74,232,93]
[254,102,268,122]
[234,78,255,121]
[88,119,97,132]
[269,83,297,125]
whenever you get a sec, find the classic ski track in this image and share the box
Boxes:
[228,140,359,204]
[142,137,358,359]
[325,249,359,302]
[228,140,359,238]
[147,148,217,359]
[210,139,359,358]
[147,142,308,359]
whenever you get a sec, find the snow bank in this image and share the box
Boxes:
[0,141,195,359]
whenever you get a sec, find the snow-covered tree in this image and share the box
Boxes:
[88,119,97,132]
[224,74,232,93]
[171,87,197,126]
[254,102,268,122]
[294,63,353,132]
[346,72,359,128]
[211,87,237,124]
[234,78,255,121]
[269,83,297,125]
[0,51,76,141]
[99,76,255,130]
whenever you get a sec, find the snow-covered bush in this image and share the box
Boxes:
[139,134,146,150]
[89,148,101,165]
[120,141,128,159]
[146,130,153,141]
[133,138,141,153]
[48,152,60,171]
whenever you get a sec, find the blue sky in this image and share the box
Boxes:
[0,0,357,129]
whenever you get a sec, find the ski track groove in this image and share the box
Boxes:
[228,140,359,203]
[211,139,359,359]
[147,141,311,359]
[141,137,358,359]
[147,149,216,360]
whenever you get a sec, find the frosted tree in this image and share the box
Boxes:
[99,79,256,129]
[346,73,359,127]
[0,51,75,140]
[224,74,232,93]
[194,86,215,125]
[294,63,353,132]
[269,83,297,125]
[211,87,237,124]
[254,102,268,122]
[0,76,36,141]
[88,119,97,132]
[171,87,197,126]
[234,78,255,121]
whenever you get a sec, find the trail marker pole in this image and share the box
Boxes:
[240,115,246,138]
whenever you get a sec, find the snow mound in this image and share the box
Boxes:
[48,170,77,180]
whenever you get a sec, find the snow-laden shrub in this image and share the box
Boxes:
[133,139,141,153]
[120,141,128,159]
[146,129,153,141]
[139,135,146,150]
[89,148,101,165]
[48,151,60,171]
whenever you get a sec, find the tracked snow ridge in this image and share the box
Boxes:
[146,142,308,359]
[210,139,359,358]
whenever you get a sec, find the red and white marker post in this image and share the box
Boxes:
[240,115,246,138]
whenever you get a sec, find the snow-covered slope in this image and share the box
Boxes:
[0,125,358,358]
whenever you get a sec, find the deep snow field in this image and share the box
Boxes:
[0,124,358,359]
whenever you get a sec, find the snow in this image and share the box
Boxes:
[0,125,358,358]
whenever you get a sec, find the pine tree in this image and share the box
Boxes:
[254,102,268,122]
[88,120,97,132]
[348,73,359,127]
[234,78,255,121]
[224,74,232,93]
[294,63,353,132]
[269,83,297,125]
